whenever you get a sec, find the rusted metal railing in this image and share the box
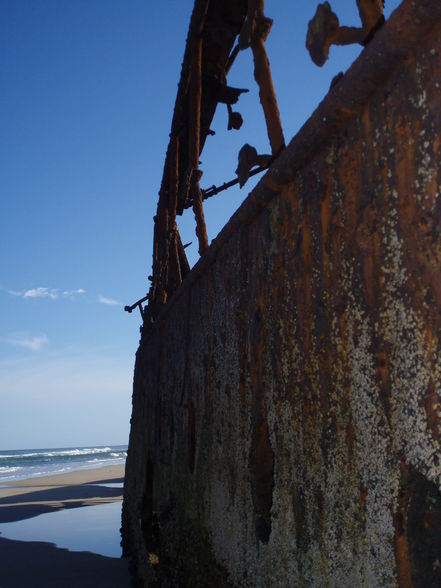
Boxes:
[126,0,388,323]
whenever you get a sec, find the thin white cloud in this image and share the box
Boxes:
[8,287,86,300]
[2,334,49,351]
[99,295,120,306]
[63,289,86,298]
[8,287,59,300]
[24,287,59,299]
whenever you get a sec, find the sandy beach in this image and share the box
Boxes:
[0,464,131,587]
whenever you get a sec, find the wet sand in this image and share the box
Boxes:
[0,465,131,587]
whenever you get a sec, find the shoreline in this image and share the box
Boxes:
[0,463,130,586]
[0,464,125,524]
[0,463,125,501]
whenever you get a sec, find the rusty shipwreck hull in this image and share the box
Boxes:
[123,1,441,586]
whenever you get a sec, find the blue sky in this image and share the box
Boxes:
[0,0,401,449]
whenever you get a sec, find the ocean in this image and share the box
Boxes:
[0,445,127,483]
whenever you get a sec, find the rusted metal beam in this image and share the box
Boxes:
[124,295,149,319]
[177,231,191,277]
[150,186,169,314]
[168,137,179,221]
[225,43,240,75]
[242,0,285,156]
[191,170,209,256]
[188,37,209,256]
[150,136,190,314]
[194,161,271,206]
[166,138,184,297]
[166,227,182,297]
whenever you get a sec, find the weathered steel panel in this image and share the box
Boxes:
[123,2,441,586]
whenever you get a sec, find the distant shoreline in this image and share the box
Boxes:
[0,463,125,503]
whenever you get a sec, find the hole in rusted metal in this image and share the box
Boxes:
[249,420,274,544]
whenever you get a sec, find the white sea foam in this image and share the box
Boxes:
[0,466,22,473]
[0,445,127,482]
[10,447,113,459]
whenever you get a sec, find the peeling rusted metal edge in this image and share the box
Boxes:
[144,0,441,334]
[153,0,209,198]
[168,0,209,141]
[158,0,247,212]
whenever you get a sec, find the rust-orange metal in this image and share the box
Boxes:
[123,1,441,587]
[145,0,247,318]
[247,0,285,155]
